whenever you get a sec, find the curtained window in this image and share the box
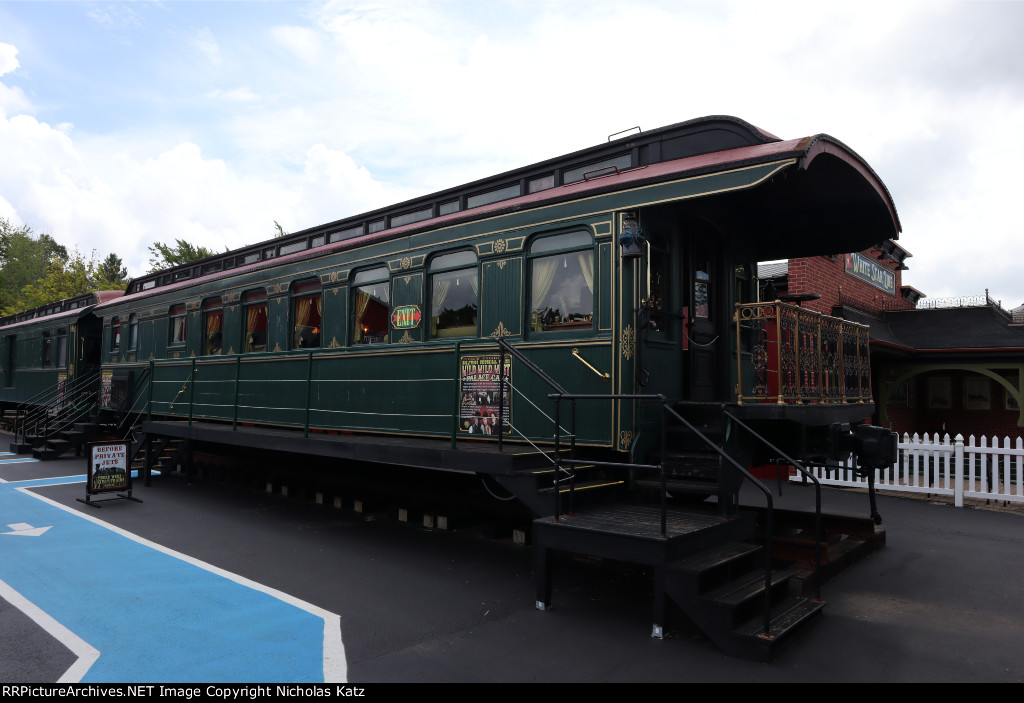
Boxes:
[111,317,121,351]
[203,299,223,355]
[292,280,322,349]
[169,305,187,346]
[56,329,67,367]
[41,332,51,367]
[430,250,478,338]
[128,314,138,350]
[243,291,267,353]
[352,266,389,345]
[529,231,594,332]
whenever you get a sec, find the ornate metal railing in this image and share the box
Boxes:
[734,301,872,405]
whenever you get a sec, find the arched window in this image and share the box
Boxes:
[529,231,594,332]
[352,266,389,345]
[430,250,478,338]
[243,290,268,353]
[203,299,223,355]
[292,280,322,349]
[169,305,187,346]
[55,328,67,367]
[128,314,138,351]
[110,317,121,351]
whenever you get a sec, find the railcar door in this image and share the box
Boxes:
[683,226,726,401]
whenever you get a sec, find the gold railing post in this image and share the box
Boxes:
[776,302,784,405]
[734,304,743,404]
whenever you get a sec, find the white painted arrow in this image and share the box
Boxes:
[4,522,52,536]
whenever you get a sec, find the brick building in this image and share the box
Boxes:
[759,242,1024,439]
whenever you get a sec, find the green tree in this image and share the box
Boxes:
[147,239,216,273]
[274,220,288,238]
[94,253,129,288]
[0,218,69,313]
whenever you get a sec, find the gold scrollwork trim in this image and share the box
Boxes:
[327,337,341,349]
[491,321,512,338]
[621,324,636,360]
[388,255,424,271]
[399,331,415,344]
[619,430,633,450]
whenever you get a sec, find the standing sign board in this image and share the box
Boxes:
[78,442,142,508]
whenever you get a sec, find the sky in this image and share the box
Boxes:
[0,0,1022,307]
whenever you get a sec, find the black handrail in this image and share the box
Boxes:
[661,404,775,638]
[15,369,100,444]
[493,336,574,516]
[722,409,823,600]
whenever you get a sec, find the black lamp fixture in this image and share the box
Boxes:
[619,211,645,258]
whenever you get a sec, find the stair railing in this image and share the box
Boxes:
[721,409,823,601]
[14,368,101,445]
[494,337,581,517]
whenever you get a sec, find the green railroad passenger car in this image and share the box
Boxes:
[4,115,899,496]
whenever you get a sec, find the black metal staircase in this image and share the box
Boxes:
[489,336,867,661]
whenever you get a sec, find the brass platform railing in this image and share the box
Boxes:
[734,301,872,405]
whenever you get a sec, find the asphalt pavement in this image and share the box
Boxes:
[2,448,1023,683]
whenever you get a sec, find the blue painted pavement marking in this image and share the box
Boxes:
[0,470,345,682]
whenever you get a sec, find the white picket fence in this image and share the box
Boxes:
[797,433,1024,507]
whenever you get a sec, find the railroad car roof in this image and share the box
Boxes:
[0,290,123,331]
[101,117,900,310]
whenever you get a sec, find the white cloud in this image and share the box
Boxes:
[205,87,261,102]
[0,1,1022,306]
[194,27,222,65]
[0,42,18,75]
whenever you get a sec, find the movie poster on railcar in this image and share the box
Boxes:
[86,442,129,494]
[459,355,511,435]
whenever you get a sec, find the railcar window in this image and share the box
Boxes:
[41,331,51,367]
[562,154,632,184]
[438,200,460,216]
[243,291,268,353]
[430,251,478,339]
[528,175,555,193]
[169,305,187,346]
[329,226,362,243]
[352,266,389,345]
[646,235,669,334]
[368,219,385,234]
[292,280,322,349]
[391,206,433,228]
[467,184,520,209]
[128,314,138,351]
[111,317,121,352]
[56,329,67,367]
[529,232,595,332]
[279,240,307,256]
[203,300,223,355]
